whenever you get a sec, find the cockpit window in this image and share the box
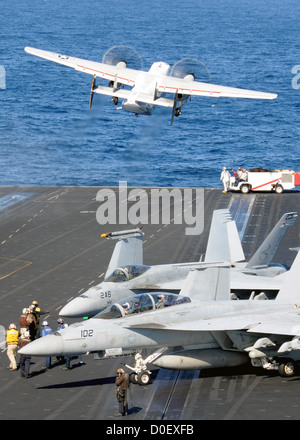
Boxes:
[94,292,191,320]
[97,304,124,320]
[104,265,151,283]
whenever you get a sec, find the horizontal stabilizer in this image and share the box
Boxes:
[136,97,174,108]
[93,86,131,99]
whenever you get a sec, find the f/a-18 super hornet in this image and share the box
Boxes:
[19,247,300,382]
[25,46,277,124]
[59,210,297,318]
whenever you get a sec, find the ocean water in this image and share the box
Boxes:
[0,0,300,188]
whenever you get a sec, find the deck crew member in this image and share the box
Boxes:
[220,167,231,193]
[6,323,19,371]
[115,368,130,416]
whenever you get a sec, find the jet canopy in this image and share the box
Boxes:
[95,292,191,320]
[104,265,151,283]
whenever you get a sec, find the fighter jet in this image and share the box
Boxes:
[24,46,277,124]
[59,210,297,318]
[19,248,300,380]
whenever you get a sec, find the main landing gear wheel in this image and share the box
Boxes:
[130,371,151,385]
[278,360,295,377]
[137,371,151,385]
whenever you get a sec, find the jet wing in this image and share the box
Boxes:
[157,75,277,100]
[128,310,300,336]
[128,317,253,332]
[230,271,284,291]
[24,47,139,87]
[247,318,300,336]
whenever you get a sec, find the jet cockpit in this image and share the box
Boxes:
[95,292,191,319]
[104,265,151,283]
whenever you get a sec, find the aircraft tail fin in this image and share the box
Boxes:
[102,228,144,278]
[179,266,230,301]
[276,249,300,302]
[204,209,245,263]
[246,212,297,269]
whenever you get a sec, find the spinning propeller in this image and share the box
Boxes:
[170,58,211,124]
[102,45,143,70]
[170,57,211,82]
[89,45,144,110]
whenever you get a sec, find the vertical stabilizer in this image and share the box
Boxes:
[102,228,144,278]
[276,249,300,302]
[205,209,245,263]
[180,266,230,301]
[246,212,297,269]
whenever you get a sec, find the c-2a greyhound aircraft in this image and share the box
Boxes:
[24,46,277,124]
[20,246,300,382]
[59,210,297,318]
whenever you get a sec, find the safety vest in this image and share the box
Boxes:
[6,329,19,345]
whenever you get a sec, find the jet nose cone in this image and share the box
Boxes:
[18,334,64,357]
[59,297,100,318]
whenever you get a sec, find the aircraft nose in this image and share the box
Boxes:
[18,334,64,357]
[59,297,99,318]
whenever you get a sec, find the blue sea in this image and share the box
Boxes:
[0,0,300,188]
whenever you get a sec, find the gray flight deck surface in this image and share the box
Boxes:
[0,185,299,421]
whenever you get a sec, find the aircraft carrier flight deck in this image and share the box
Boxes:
[0,185,299,421]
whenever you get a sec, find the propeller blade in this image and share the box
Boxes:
[89,75,96,109]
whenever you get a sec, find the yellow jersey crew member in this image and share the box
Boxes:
[6,323,19,371]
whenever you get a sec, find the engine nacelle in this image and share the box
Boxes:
[183,74,195,82]
[152,348,247,370]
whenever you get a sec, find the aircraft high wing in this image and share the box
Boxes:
[20,248,300,380]
[24,46,277,124]
[59,210,297,318]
